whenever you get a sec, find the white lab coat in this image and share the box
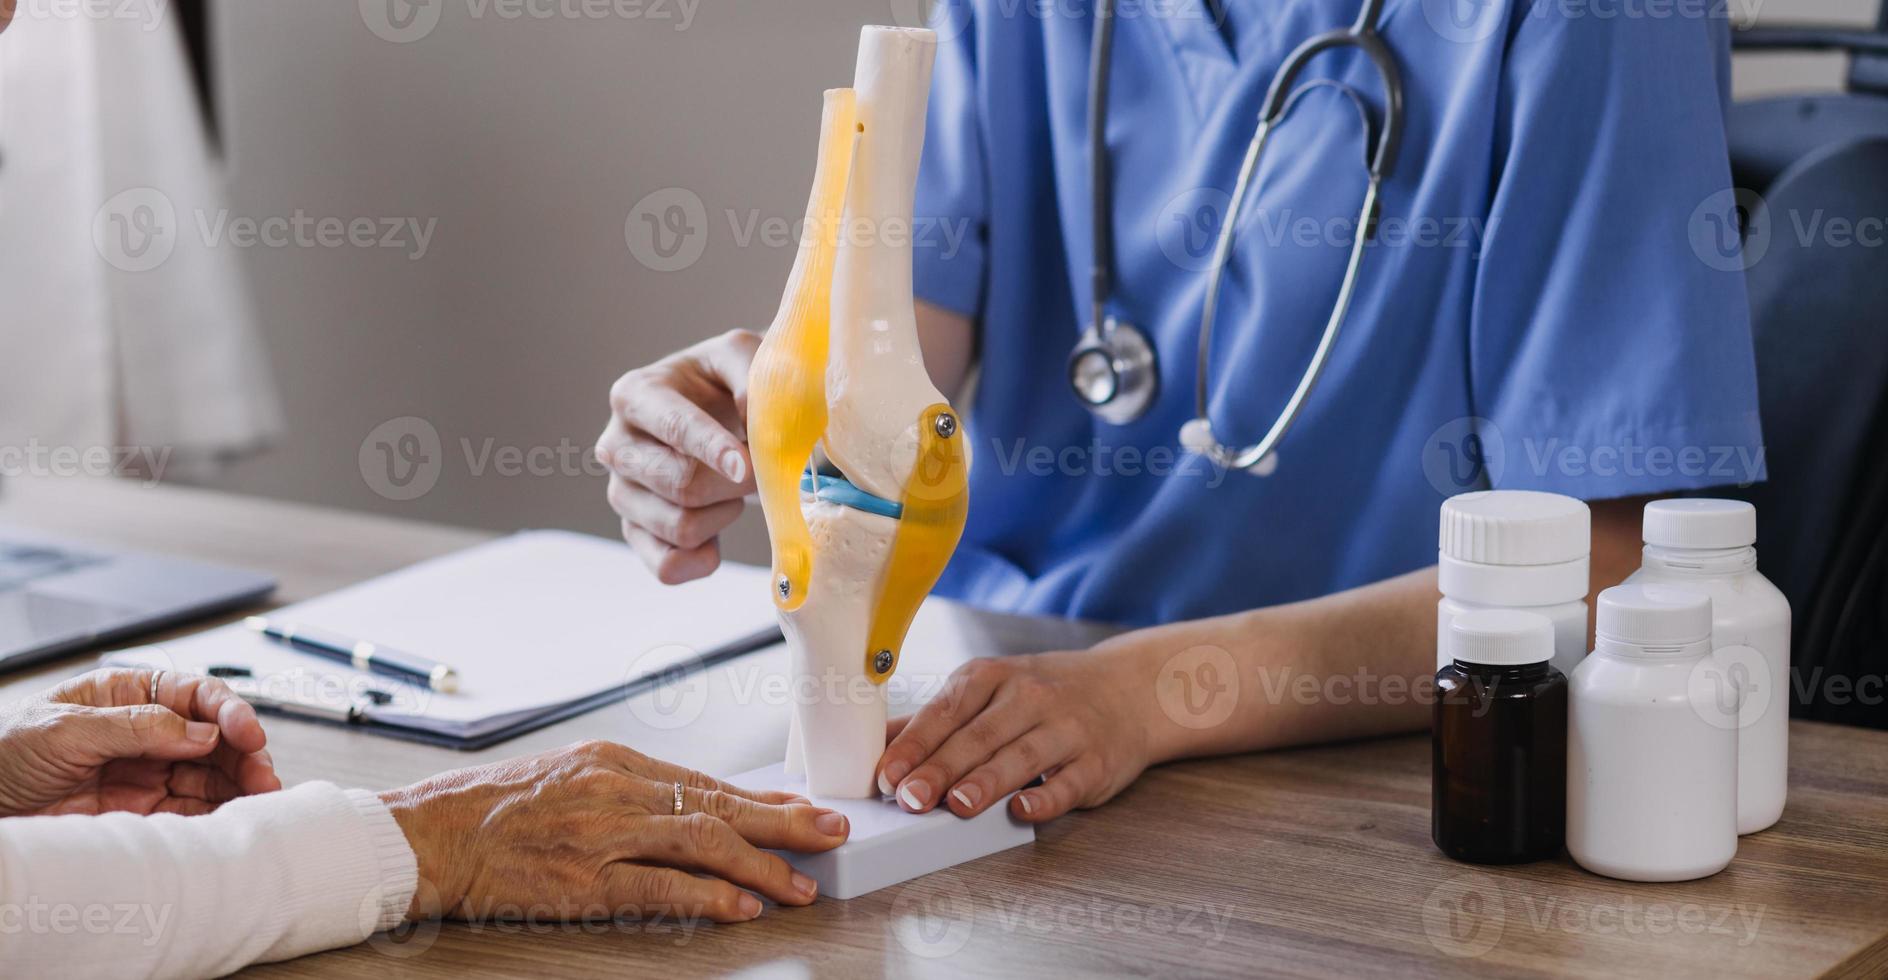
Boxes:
[0,4,280,478]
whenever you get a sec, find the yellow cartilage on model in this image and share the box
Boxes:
[862,402,968,683]
[748,89,858,612]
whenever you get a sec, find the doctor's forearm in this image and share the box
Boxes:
[1128,496,1650,764]
[916,301,976,401]
[1129,567,1442,765]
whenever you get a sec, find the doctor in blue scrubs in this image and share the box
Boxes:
[598,0,1764,823]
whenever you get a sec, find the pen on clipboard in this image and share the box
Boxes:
[243,615,460,693]
[207,665,392,724]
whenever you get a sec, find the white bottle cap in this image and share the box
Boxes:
[1440,491,1590,565]
[1595,584,1712,648]
[1642,498,1757,550]
[1448,609,1555,667]
[1437,491,1590,606]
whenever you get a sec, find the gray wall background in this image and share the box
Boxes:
[205,0,1880,564]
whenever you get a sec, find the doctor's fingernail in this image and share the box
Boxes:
[814,810,848,836]
[185,722,219,743]
[879,762,909,796]
[897,779,930,811]
[1017,793,1036,816]
[950,785,981,811]
[739,893,763,919]
[718,447,746,482]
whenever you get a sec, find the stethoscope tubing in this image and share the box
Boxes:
[1080,0,1404,475]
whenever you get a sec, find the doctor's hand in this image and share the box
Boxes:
[877,646,1155,824]
[0,667,280,818]
[380,739,850,924]
[597,330,759,584]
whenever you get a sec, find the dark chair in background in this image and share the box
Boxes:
[1727,15,1888,726]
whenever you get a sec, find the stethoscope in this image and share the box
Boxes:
[1066,0,1404,475]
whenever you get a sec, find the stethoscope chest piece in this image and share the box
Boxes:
[1068,315,1158,426]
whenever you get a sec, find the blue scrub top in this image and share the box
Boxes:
[909,0,1765,627]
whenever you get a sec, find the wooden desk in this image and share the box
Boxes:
[4,477,1887,978]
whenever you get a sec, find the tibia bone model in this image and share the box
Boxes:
[747,26,966,799]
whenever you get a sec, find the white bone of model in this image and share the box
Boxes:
[775,26,948,799]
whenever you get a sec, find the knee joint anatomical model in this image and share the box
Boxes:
[747,27,967,799]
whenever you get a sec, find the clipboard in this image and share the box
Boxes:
[104,530,783,749]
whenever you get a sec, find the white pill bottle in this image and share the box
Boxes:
[1624,499,1790,834]
[1567,585,1740,882]
[1438,491,1591,678]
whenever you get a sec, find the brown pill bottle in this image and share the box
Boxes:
[1433,609,1568,864]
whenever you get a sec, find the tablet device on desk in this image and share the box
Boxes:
[0,525,276,671]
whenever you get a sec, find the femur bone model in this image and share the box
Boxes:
[746,26,967,799]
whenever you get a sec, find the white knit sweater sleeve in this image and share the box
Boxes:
[0,781,417,978]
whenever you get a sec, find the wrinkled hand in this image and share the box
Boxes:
[876,649,1154,824]
[0,667,280,817]
[379,740,850,924]
[596,330,760,584]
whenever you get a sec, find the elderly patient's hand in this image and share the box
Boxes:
[0,668,281,817]
[380,740,849,924]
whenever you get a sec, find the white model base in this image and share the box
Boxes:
[731,762,1034,900]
